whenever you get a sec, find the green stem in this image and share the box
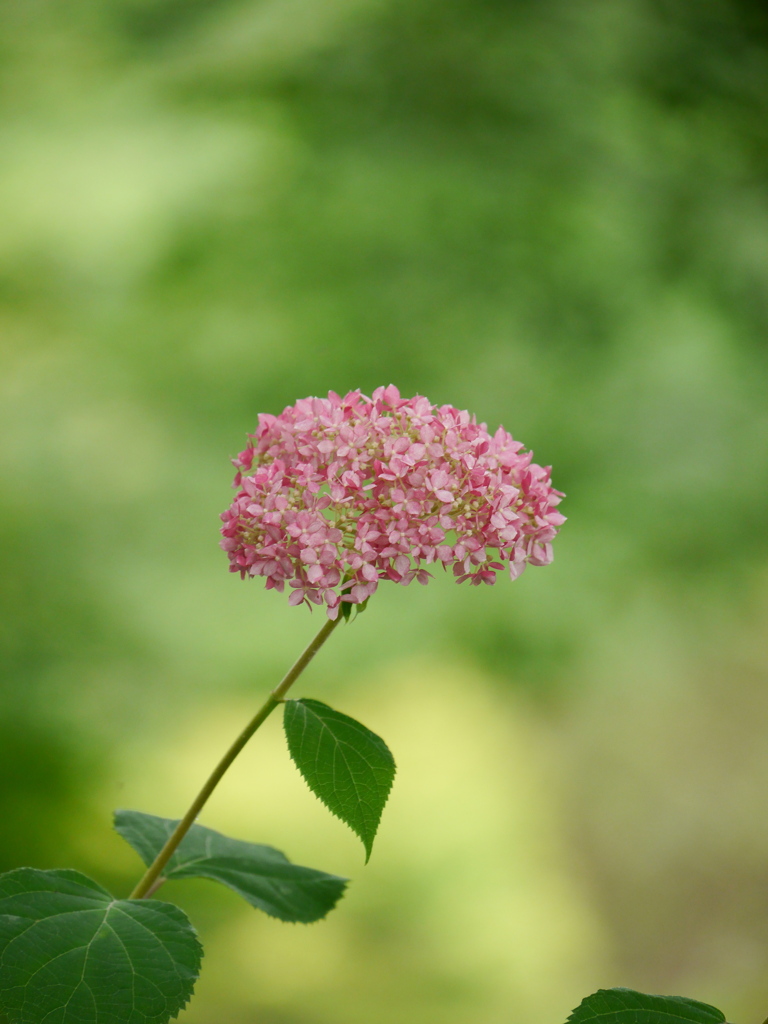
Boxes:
[129,613,342,900]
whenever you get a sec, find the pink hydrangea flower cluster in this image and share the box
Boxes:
[221,386,565,618]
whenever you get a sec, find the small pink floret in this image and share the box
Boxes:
[220,387,564,615]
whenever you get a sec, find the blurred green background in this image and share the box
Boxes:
[2,0,768,1021]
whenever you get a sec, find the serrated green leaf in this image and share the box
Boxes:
[567,988,727,1024]
[114,810,348,923]
[0,867,201,1024]
[283,698,396,861]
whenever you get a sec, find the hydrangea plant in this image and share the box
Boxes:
[0,388,729,1024]
[221,386,564,613]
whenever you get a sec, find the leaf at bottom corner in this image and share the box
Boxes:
[0,867,201,1024]
[566,988,727,1024]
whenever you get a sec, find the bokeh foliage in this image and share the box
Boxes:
[1,1,768,1022]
